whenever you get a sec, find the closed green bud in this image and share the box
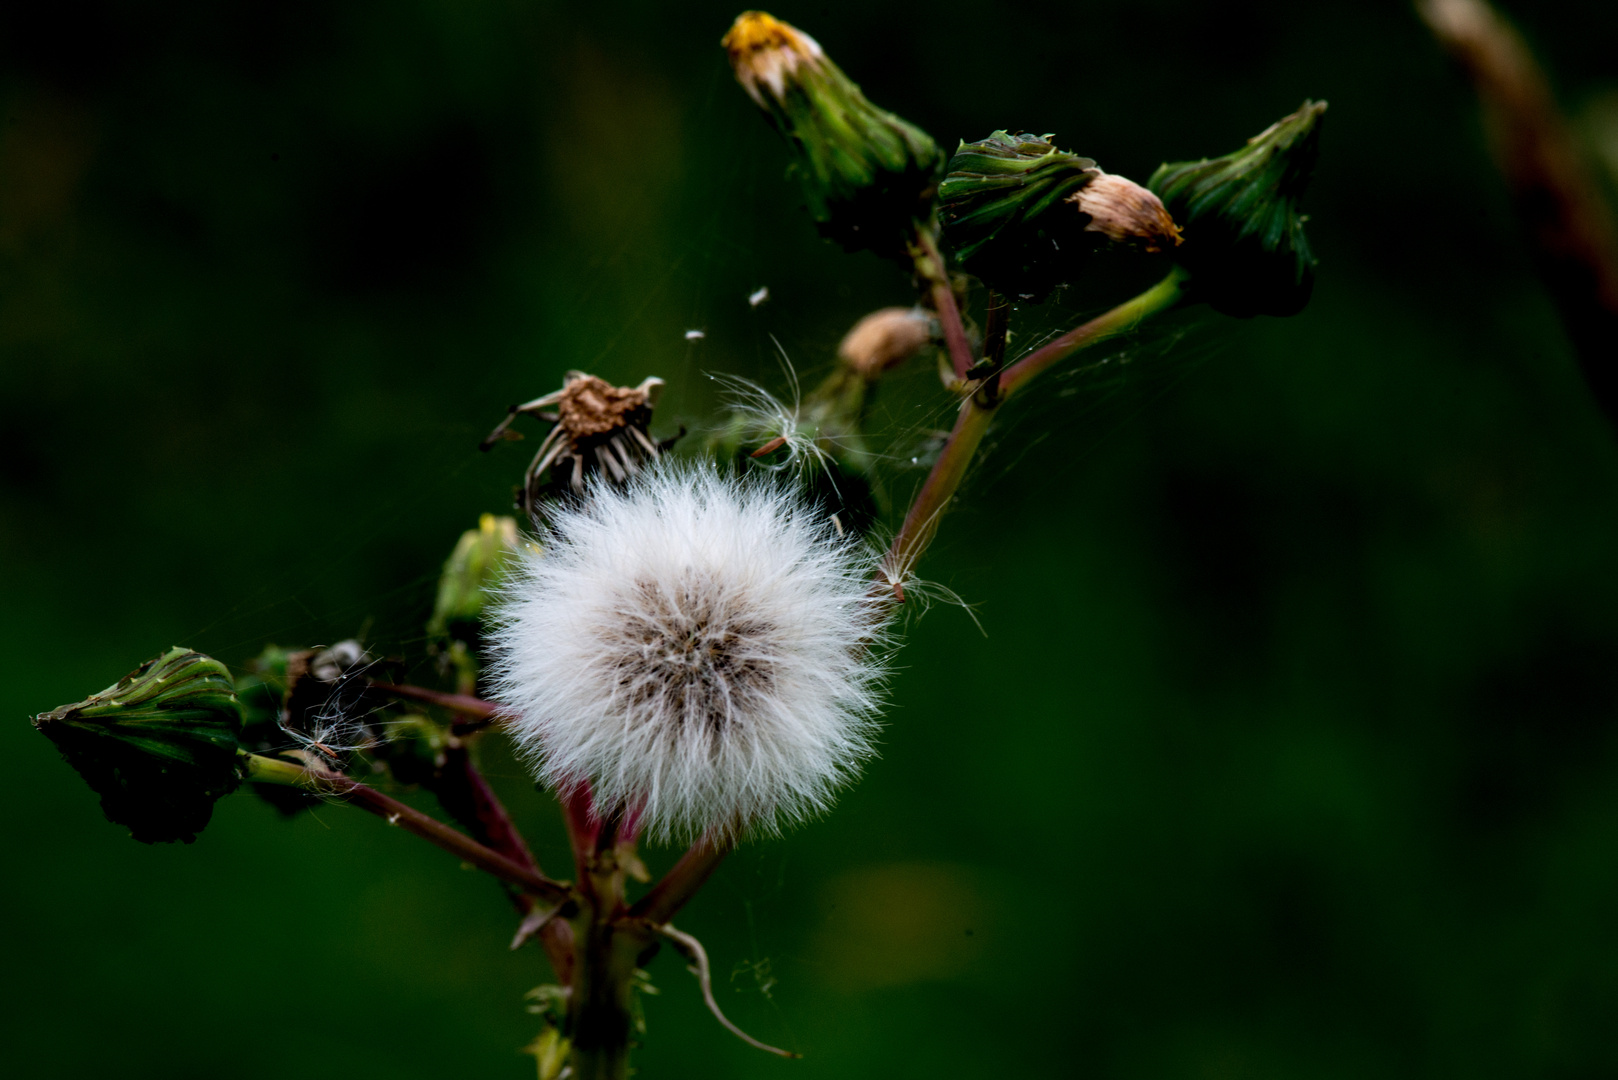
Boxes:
[941,131,1181,301]
[724,11,943,255]
[428,513,522,644]
[34,647,246,843]
[1148,100,1327,317]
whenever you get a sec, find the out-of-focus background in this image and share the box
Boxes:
[5,1,1618,1076]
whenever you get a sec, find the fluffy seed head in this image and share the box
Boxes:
[488,463,891,842]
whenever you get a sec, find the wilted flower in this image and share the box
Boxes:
[723,11,944,255]
[1149,100,1327,317]
[837,306,933,377]
[1071,173,1182,252]
[483,372,667,519]
[489,463,891,841]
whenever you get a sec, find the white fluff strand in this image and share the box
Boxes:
[488,462,891,842]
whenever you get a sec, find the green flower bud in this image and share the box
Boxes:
[940,131,1181,300]
[723,11,944,255]
[1148,100,1327,317]
[34,647,246,843]
[428,514,522,644]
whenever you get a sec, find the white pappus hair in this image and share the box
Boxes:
[488,462,892,842]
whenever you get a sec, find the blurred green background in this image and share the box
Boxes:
[5,1,1618,1076]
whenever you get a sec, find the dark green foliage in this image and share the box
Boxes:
[34,648,246,843]
[939,130,1101,300]
[1149,101,1326,317]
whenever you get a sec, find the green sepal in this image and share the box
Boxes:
[1148,101,1326,317]
[939,130,1100,299]
[34,647,247,843]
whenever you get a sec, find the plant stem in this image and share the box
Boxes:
[998,268,1185,399]
[912,226,974,381]
[567,912,651,1080]
[369,681,507,727]
[564,801,651,1080]
[243,753,571,904]
[978,289,1012,405]
[886,269,1186,583]
[443,745,575,979]
[629,835,734,925]
[885,395,996,581]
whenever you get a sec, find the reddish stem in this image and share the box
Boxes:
[449,746,575,978]
[915,228,974,381]
[629,836,734,926]
[245,755,570,903]
[369,681,507,724]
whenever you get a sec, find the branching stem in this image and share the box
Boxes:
[888,268,1186,582]
[243,754,571,904]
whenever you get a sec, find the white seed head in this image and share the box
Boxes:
[488,462,891,842]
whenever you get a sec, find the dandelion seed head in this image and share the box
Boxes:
[489,462,891,841]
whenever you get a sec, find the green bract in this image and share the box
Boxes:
[939,130,1101,300]
[34,647,246,843]
[1149,100,1327,317]
[428,513,522,644]
[724,11,943,256]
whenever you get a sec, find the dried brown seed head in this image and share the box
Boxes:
[1069,172,1183,253]
[557,374,652,443]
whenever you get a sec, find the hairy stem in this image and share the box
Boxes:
[565,802,649,1080]
[244,754,570,904]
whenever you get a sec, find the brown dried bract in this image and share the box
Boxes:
[1069,172,1183,253]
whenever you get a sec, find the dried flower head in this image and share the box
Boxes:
[482,371,667,518]
[1069,172,1183,253]
[489,463,891,841]
[837,306,933,377]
